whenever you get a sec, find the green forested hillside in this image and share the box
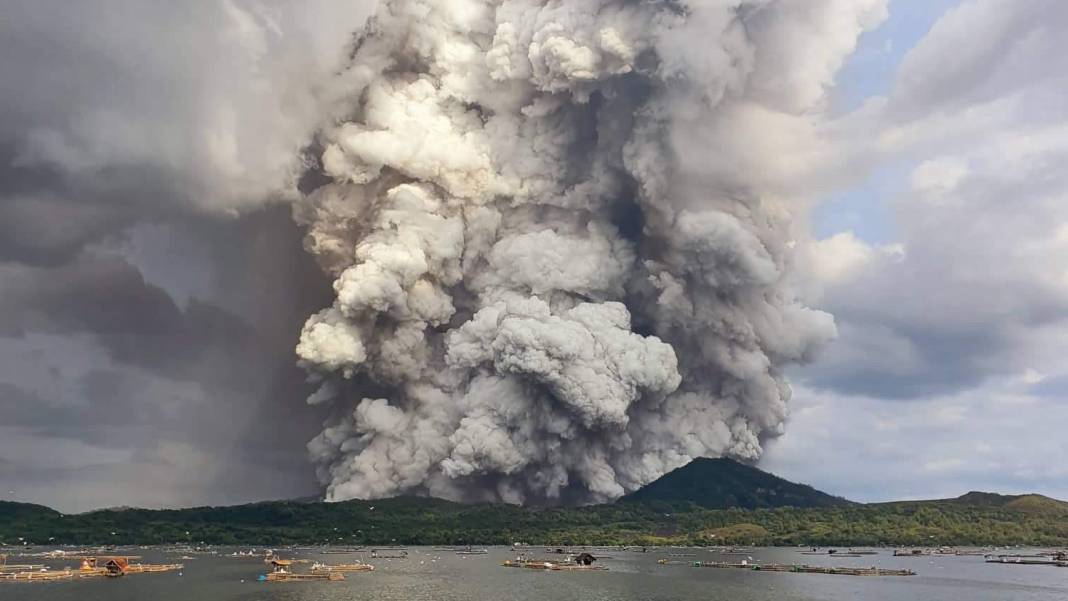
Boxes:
[940,492,1068,514]
[4,459,1065,547]
[0,500,60,524]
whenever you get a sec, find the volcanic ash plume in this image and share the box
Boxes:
[295,0,882,504]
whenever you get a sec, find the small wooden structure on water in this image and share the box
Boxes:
[229,549,272,559]
[1,555,181,584]
[1,563,47,573]
[893,549,931,557]
[263,556,310,565]
[456,547,489,555]
[126,562,184,573]
[311,561,374,573]
[986,554,1064,567]
[503,553,606,571]
[502,560,607,571]
[79,556,182,577]
[801,548,877,557]
[103,557,129,577]
[0,550,70,582]
[0,569,77,582]
[263,571,345,582]
[79,556,132,577]
[16,549,104,560]
[260,559,346,582]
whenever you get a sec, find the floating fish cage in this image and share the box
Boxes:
[260,571,345,582]
[311,562,374,572]
[502,559,607,571]
[689,561,915,576]
[0,569,77,582]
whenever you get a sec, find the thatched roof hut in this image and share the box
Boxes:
[100,557,129,577]
[573,553,597,566]
[268,559,294,573]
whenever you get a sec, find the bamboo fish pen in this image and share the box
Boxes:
[689,561,915,576]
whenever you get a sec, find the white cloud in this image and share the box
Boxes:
[909,157,968,197]
[764,377,1068,502]
[797,0,1068,401]
[767,0,1068,500]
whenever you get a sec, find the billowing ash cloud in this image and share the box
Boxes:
[295,0,883,504]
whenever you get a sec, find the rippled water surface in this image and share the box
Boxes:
[4,546,1067,601]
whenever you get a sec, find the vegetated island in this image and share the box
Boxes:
[3,459,1067,547]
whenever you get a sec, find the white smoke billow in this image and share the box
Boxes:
[295,0,884,504]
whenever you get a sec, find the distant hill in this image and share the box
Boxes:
[620,457,853,509]
[947,491,1068,514]
[0,500,61,545]
[0,500,60,524]
[871,491,1068,516]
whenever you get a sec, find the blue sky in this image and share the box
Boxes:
[814,0,961,245]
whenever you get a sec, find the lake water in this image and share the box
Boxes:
[3,546,1067,600]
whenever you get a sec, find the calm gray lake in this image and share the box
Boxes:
[3,546,1066,600]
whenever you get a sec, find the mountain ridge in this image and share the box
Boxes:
[870,491,1068,514]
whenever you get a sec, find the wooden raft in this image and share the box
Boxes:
[311,562,374,573]
[263,571,345,582]
[502,560,607,571]
[690,561,915,576]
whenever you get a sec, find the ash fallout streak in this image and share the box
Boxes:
[295,0,882,504]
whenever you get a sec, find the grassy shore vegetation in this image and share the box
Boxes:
[3,495,1068,547]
